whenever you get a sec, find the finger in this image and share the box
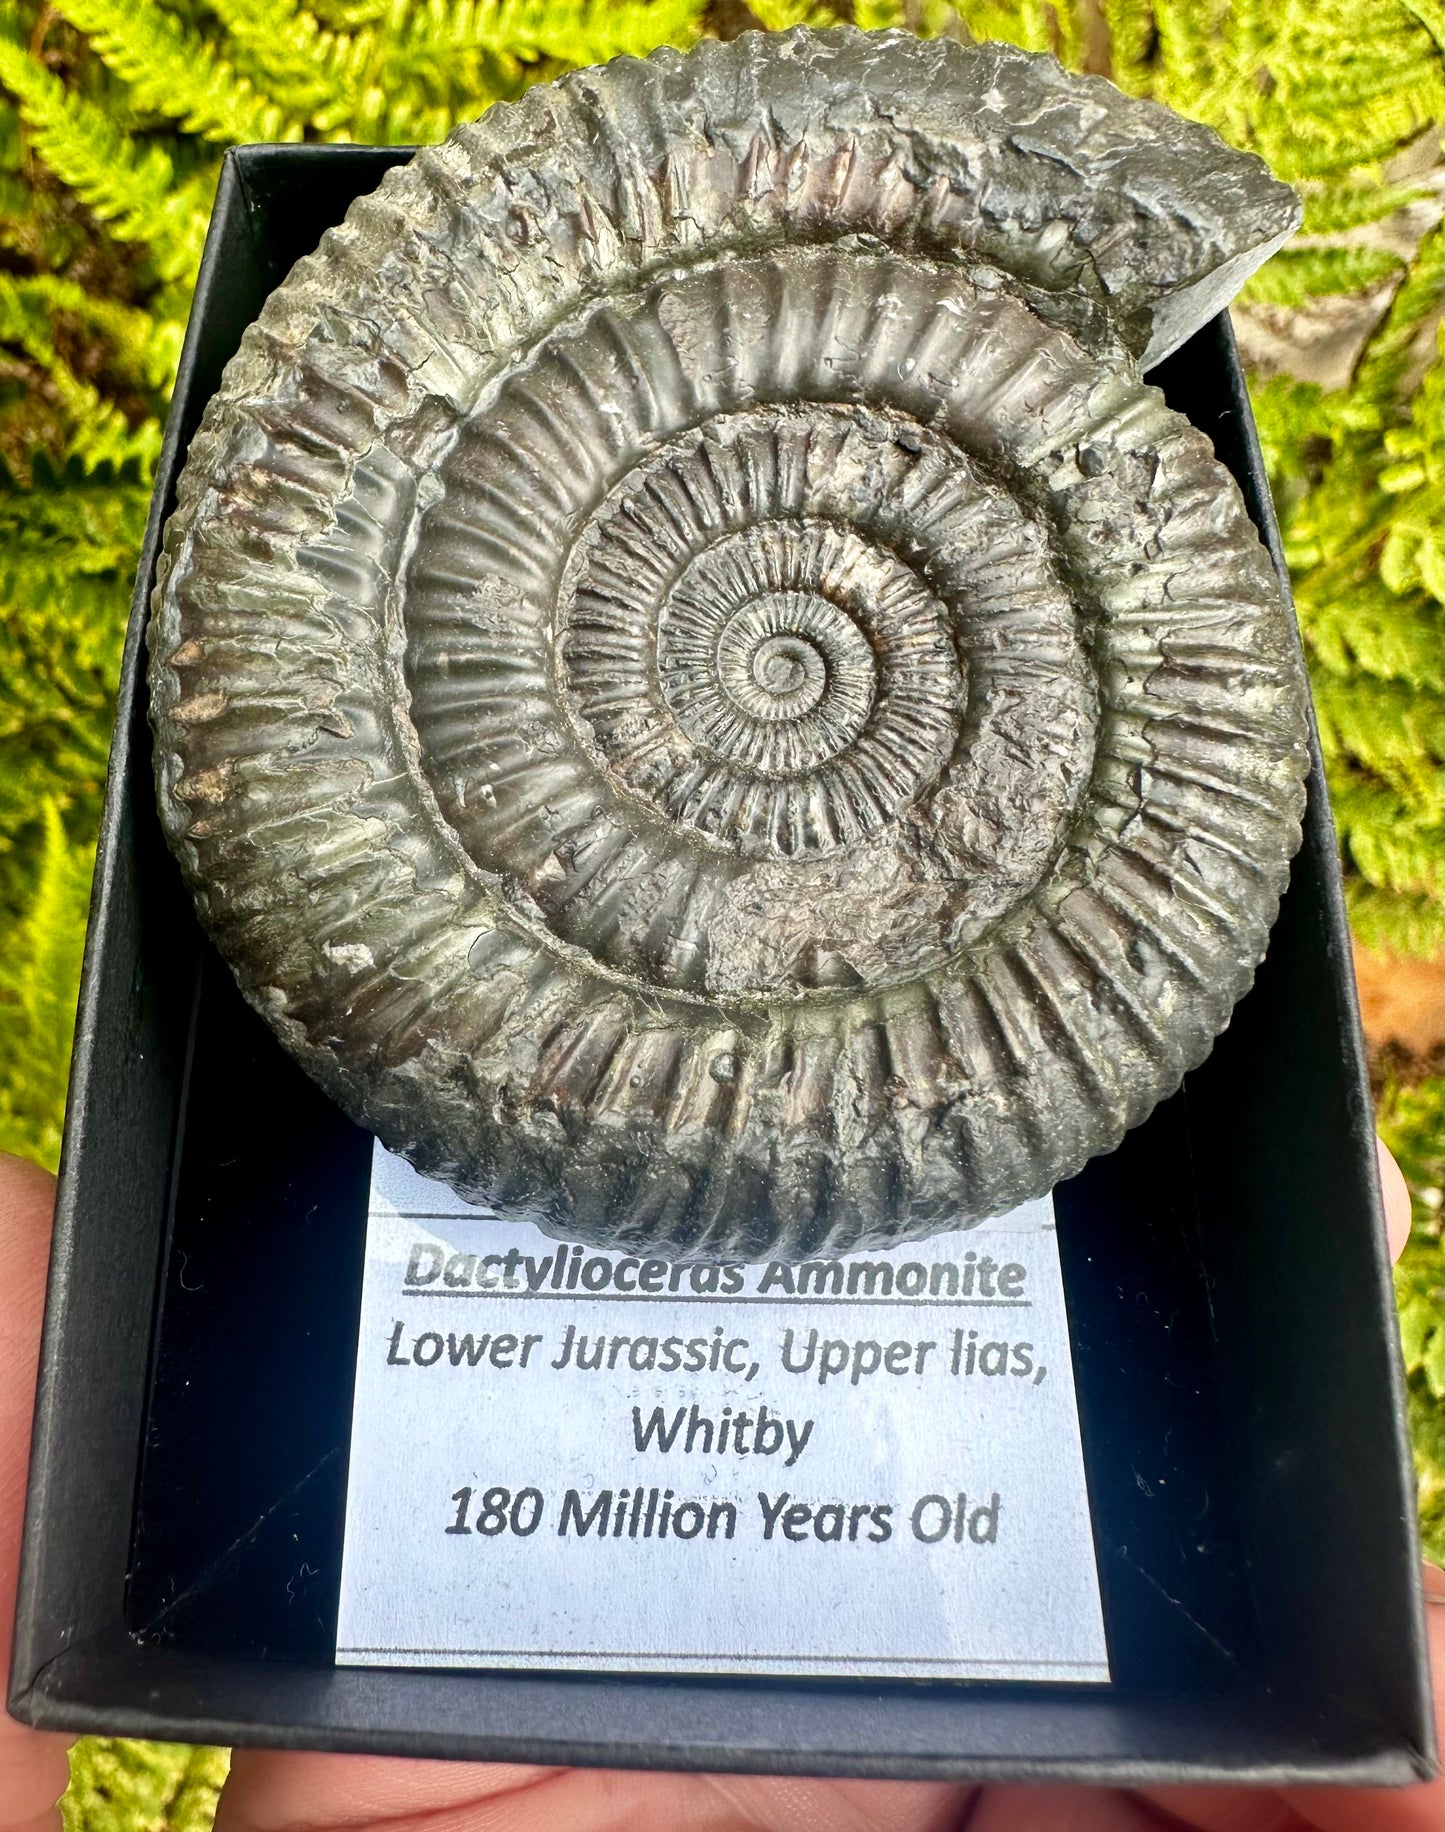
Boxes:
[962,1783,1186,1831]
[217,1750,968,1832]
[0,1153,73,1832]
[213,1754,557,1829]
[1139,1787,1304,1831]
[1284,1554,1445,1832]
[1378,1138,1413,1265]
[1146,1557,1444,1832]
[699,1773,969,1832]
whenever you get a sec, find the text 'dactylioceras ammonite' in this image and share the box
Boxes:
[149,27,1310,1256]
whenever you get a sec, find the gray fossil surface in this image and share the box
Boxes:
[149,27,1310,1256]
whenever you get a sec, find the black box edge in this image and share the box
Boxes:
[7,149,1437,1789]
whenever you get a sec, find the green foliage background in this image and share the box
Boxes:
[1,1,1440,1824]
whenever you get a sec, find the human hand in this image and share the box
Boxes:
[3,1147,1439,1832]
[0,1155,71,1832]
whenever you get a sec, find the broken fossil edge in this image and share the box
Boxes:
[148,27,1311,1258]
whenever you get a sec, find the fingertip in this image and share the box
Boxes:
[0,1149,56,1414]
[1378,1138,1412,1265]
[213,1750,558,1832]
[0,1152,57,1239]
[0,1152,67,1832]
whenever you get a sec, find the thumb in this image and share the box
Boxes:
[0,1154,72,1832]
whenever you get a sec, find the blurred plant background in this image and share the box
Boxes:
[0,0,1440,1823]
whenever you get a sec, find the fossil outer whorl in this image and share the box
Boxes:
[149,28,1311,1256]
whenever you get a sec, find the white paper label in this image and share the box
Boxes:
[336,1143,1109,1682]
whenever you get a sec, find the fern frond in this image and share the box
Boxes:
[367,0,707,75]
[54,0,307,141]
[1400,0,1445,51]
[1329,773,1444,898]
[192,0,710,145]
[1101,0,1158,90]
[0,800,93,1169]
[1301,579,1444,692]
[1312,671,1443,809]
[201,0,356,120]
[321,0,710,142]
[1354,224,1443,410]
[749,0,835,28]
[0,33,211,279]
[1298,175,1434,236]
[1,268,175,387]
[1379,349,1445,602]
[0,460,149,547]
[0,471,147,843]
[1380,1069,1444,1563]
[1134,0,1443,190]
[0,271,162,472]
[952,1,1058,54]
[1240,242,1405,306]
[1347,879,1445,958]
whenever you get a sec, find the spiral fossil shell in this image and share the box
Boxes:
[149,28,1310,1255]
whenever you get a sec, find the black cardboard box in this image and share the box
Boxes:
[8,144,1438,1785]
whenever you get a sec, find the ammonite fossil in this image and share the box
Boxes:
[150,27,1311,1257]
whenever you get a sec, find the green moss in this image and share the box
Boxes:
[61,1741,228,1832]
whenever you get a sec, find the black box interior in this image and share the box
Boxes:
[9,144,1436,1784]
